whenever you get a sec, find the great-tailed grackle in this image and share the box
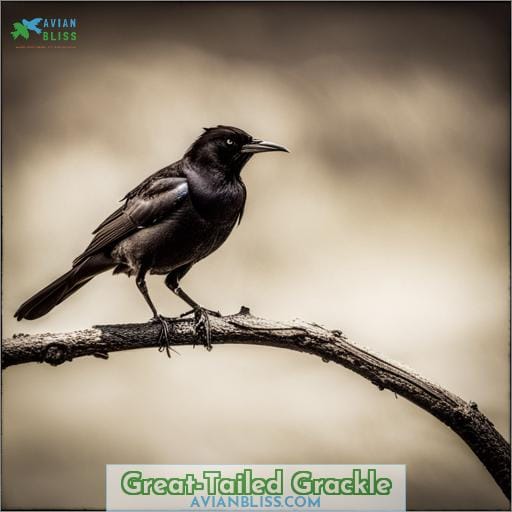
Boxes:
[15,125,288,355]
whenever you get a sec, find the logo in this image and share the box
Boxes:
[10,18,43,40]
[10,17,78,47]
[106,464,406,511]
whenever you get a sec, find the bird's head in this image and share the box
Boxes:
[185,125,288,176]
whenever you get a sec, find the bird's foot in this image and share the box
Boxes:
[180,307,221,319]
[191,307,216,351]
[150,315,179,358]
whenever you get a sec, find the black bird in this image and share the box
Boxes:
[15,125,288,354]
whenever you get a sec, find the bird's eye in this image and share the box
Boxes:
[226,138,234,145]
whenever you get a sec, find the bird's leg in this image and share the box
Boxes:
[136,270,175,357]
[165,274,217,351]
[179,292,213,351]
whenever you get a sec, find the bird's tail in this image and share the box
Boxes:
[14,253,115,321]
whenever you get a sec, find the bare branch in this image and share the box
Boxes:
[2,307,510,499]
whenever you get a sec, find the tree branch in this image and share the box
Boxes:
[2,307,510,499]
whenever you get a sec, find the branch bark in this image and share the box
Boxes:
[2,307,510,499]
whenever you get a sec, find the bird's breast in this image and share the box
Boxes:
[185,170,246,224]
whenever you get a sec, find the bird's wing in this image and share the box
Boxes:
[91,205,125,234]
[122,161,184,201]
[72,176,189,267]
[94,162,185,234]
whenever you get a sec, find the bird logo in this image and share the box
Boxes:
[10,18,42,40]
[22,18,43,34]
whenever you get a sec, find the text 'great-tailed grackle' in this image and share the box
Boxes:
[15,125,289,355]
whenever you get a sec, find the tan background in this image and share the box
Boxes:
[2,2,510,510]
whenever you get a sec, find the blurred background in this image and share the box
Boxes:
[2,2,510,510]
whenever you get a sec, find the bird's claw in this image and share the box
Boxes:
[193,307,214,351]
[180,307,221,319]
[151,315,178,358]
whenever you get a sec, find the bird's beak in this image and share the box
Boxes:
[241,139,289,154]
